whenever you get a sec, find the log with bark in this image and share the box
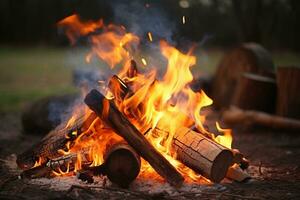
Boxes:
[276,66,300,119]
[17,60,139,170]
[17,111,97,170]
[223,106,300,131]
[232,73,276,113]
[172,127,234,183]
[103,142,141,188]
[212,43,275,109]
[84,89,184,187]
[109,74,250,180]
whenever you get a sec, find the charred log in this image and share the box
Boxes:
[17,112,97,170]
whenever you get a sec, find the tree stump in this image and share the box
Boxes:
[232,73,276,113]
[276,66,300,119]
[212,43,275,109]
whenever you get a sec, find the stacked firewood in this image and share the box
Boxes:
[212,43,300,131]
[17,61,251,188]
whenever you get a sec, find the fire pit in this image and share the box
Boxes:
[1,13,300,200]
[15,14,249,187]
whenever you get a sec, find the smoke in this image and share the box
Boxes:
[47,0,181,126]
[110,0,176,44]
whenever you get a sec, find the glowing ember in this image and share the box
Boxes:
[54,14,233,183]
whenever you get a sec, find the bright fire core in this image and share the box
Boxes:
[50,14,233,183]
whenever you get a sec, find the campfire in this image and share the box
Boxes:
[16,14,250,188]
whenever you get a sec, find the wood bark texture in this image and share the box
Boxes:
[172,127,233,183]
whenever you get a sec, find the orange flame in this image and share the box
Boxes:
[57,14,103,45]
[53,14,233,183]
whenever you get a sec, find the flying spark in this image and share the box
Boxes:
[141,58,147,66]
[147,32,153,42]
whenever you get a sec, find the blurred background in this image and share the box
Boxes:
[0,0,299,112]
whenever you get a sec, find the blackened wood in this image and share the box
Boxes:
[127,60,138,78]
[232,73,276,113]
[212,43,275,109]
[108,75,133,101]
[276,66,300,119]
[84,89,184,187]
[17,112,97,170]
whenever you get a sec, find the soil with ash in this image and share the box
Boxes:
[0,111,300,200]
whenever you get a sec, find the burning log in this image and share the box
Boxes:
[17,66,139,170]
[84,89,184,187]
[108,74,250,179]
[212,43,275,109]
[108,75,133,101]
[21,148,93,179]
[21,142,141,188]
[126,60,138,78]
[223,106,300,131]
[172,127,234,183]
[276,66,300,119]
[103,142,141,188]
[232,73,276,113]
[17,112,97,170]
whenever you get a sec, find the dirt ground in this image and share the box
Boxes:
[0,111,300,200]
